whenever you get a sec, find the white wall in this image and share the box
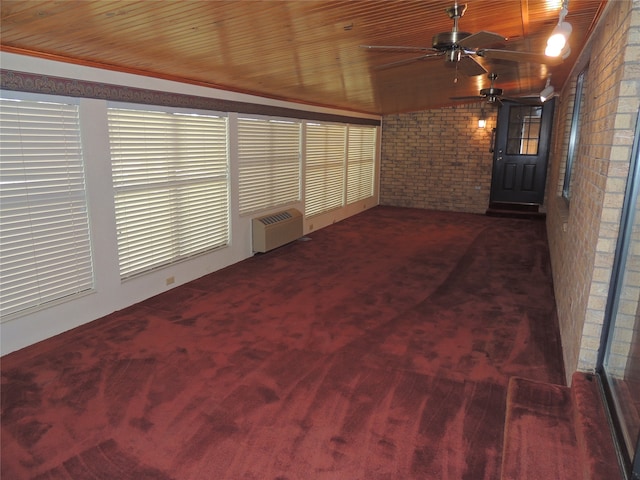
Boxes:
[0,53,381,355]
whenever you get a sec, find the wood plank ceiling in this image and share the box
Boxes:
[0,0,607,115]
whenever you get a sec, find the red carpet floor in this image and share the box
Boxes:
[1,206,566,479]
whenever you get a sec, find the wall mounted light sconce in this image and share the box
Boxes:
[545,0,572,58]
[540,76,555,102]
[478,108,487,128]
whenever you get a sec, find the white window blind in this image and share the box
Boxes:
[108,108,229,279]
[305,123,347,217]
[237,117,301,214]
[0,97,94,319]
[347,126,376,204]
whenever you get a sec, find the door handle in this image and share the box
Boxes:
[489,128,496,153]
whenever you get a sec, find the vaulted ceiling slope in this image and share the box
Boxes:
[0,0,606,115]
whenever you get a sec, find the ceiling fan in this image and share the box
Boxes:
[450,73,542,105]
[360,3,561,77]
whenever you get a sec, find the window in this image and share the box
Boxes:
[506,105,542,155]
[347,126,376,204]
[108,107,229,279]
[305,123,347,217]
[563,69,587,200]
[237,117,301,214]
[0,96,94,319]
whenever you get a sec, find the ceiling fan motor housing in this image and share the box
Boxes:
[480,87,503,97]
[434,2,471,53]
[432,31,472,50]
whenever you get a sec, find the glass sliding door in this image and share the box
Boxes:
[599,108,640,479]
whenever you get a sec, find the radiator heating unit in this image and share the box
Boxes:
[252,208,303,253]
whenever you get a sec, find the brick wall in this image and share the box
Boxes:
[380,103,496,214]
[546,0,640,381]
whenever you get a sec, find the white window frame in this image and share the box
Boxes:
[563,69,587,200]
[237,115,301,215]
[346,126,377,205]
[0,91,95,320]
[304,122,347,217]
[107,103,230,280]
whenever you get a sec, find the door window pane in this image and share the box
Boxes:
[506,106,542,155]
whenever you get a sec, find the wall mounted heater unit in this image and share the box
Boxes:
[252,208,303,253]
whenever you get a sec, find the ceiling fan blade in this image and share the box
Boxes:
[502,96,543,105]
[374,53,442,70]
[450,95,484,101]
[457,55,487,77]
[477,48,563,65]
[451,96,484,100]
[457,31,505,50]
[360,45,435,53]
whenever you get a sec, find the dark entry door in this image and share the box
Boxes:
[490,99,555,205]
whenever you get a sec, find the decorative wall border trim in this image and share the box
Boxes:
[0,69,380,126]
